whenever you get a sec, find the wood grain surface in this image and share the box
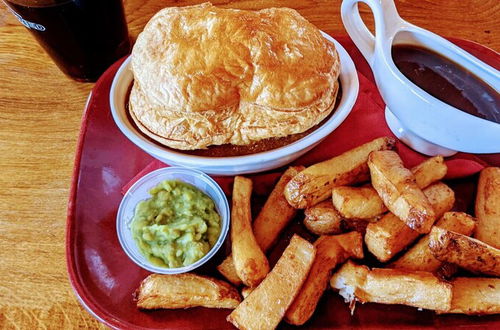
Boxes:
[0,0,498,328]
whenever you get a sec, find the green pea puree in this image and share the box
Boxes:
[131,180,221,268]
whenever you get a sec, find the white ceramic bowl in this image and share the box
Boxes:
[116,167,230,274]
[110,33,359,175]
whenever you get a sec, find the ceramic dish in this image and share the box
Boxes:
[109,32,359,176]
[116,167,230,274]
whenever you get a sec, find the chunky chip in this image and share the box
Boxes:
[285,137,395,209]
[231,176,269,287]
[303,200,344,235]
[365,182,455,262]
[285,232,363,325]
[217,166,304,285]
[332,156,446,220]
[438,277,500,315]
[368,150,435,233]
[136,274,241,309]
[429,227,500,277]
[391,212,476,272]
[330,261,452,311]
[227,235,315,330]
[475,167,500,249]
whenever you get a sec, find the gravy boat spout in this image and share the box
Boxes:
[341,0,500,155]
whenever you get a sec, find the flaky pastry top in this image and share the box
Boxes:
[130,3,340,150]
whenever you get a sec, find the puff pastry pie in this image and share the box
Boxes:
[130,3,340,150]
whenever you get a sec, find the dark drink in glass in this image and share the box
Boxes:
[4,0,130,81]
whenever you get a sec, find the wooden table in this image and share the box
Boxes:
[0,0,498,328]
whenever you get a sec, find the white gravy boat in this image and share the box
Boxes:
[341,0,500,156]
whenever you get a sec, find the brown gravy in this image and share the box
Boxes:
[392,44,500,124]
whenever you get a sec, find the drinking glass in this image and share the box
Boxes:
[4,0,131,81]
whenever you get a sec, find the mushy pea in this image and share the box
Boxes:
[131,180,221,268]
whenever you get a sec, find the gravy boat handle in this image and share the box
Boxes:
[341,0,406,65]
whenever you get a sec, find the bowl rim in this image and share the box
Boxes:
[110,32,359,167]
[116,166,230,274]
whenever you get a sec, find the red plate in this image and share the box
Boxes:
[66,36,500,329]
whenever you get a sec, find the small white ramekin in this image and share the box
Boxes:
[116,166,230,274]
[109,32,359,176]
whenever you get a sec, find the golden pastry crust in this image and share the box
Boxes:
[130,3,340,150]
